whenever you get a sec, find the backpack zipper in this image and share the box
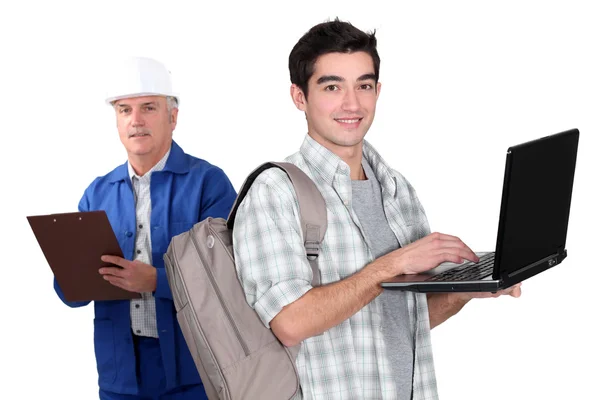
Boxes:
[165,253,228,397]
[190,230,250,357]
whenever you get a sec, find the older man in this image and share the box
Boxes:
[54,57,237,399]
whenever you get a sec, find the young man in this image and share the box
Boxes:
[233,20,521,400]
[53,57,237,399]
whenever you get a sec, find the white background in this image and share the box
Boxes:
[2,0,598,399]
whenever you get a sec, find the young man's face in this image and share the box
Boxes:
[292,51,381,152]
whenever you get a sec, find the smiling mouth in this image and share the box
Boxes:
[129,133,150,138]
[335,118,362,124]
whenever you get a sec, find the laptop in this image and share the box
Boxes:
[381,128,579,292]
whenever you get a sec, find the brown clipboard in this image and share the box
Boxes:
[27,210,141,302]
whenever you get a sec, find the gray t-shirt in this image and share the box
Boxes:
[351,159,414,399]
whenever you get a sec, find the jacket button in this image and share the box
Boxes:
[126,231,133,238]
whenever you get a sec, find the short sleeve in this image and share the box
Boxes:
[232,169,314,327]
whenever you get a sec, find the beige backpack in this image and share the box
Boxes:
[164,162,327,399]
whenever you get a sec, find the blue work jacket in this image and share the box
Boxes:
[54,141,237,395]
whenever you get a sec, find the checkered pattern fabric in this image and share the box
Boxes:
[127,147,171,338]
[233,135,438,399]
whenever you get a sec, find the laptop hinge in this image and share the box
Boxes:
[507,251,564,279]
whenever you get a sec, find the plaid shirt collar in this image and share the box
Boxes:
[299,133,398,203]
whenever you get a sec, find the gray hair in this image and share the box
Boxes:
[166,96,179,112]
[111,95,178,112]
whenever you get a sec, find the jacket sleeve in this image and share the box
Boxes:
[53,189,92,308]
[154,166,237,300]
[198,166,238,221]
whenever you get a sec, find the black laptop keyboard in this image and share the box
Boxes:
[427,252,496,282]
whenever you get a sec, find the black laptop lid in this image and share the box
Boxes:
[493,129,579,279]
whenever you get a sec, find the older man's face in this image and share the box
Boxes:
[114,95,177,163]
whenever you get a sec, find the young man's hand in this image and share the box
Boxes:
[455,283,523,302]
[374,232,479,278]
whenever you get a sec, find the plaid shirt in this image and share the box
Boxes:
[127,147,170,338]
[233,135,438,400]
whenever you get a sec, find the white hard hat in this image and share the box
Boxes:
[104,56,179,105]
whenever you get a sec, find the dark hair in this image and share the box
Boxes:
[289,18,380,98]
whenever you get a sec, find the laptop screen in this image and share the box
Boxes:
[494,130,578,278]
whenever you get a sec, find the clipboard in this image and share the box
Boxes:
[27,210,141,302]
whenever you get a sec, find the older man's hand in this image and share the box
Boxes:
[99,255,157,293]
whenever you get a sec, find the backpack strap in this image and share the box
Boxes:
[227,162,327,287]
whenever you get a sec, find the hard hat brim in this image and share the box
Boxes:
[105,92,179,106]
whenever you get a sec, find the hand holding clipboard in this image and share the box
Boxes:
[27,210,141,302]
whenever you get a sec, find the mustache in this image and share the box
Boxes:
[128,128,151,137]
